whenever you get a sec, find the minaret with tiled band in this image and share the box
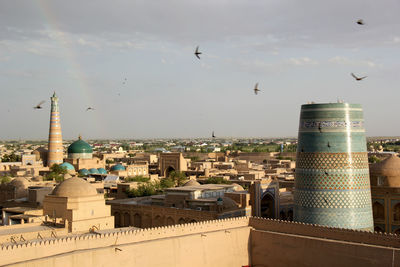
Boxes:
[294,103,373,231]
[47,92,63,167]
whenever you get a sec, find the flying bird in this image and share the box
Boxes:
[212,131,216,138]
[33,101,45,109]
[122,78,127,85]
[254,83,260,95]
[351,73,367,81]
[115,247,122,252]
[194,46,202,59]
[324,171,329,176]
[327,142,331,148]
[318,123,322,133]
[86,107,94,111]
[356,19,365,25]
[323,197,329,205]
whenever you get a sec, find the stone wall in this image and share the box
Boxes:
[1,217,251,267]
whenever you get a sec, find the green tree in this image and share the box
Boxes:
[168,171,187,186]
[0,176,11,184]
[1,153,21,162]
[45,164,67,182]
[160,178,175,189]
[369,155,382,164]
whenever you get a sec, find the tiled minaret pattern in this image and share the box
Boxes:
[294,103,373,231]
[47,92,63,166]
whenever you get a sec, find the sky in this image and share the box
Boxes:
[0,0,400,140]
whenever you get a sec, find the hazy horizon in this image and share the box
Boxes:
[1,1,399,139]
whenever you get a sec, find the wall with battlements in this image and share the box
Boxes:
[249,217,400,267]
[1,217,251,267]
[3,216,400,267]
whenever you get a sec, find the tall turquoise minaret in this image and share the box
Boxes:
[294,102,373,231]
[47,92,63,167]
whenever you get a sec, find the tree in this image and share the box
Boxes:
[168,171,187,186]
[1,153,21,162]
[45,164,67,182]
[0,176,11,184]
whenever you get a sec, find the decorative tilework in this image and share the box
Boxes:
[294,103,373,231]
[301,120,364,129]
[296,152,369,170]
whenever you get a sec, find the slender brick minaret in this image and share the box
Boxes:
[47,92,63,167]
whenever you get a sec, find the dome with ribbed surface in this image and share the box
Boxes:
[52,177,97,197]
[111,164,125,171]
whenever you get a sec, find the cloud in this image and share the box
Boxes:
[286,57,318,66]
[328,56,378,68]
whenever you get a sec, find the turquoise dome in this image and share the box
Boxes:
[68,136,93,154]
[97,168,107,174]
[111,164,125,171]
[60,162,75,171]
[79,168,90,176]
[89,168,100,174]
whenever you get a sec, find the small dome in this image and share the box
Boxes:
[10,177,30,188]
[89,168,100,174]
[183,180,200,187]
[68,136,93,154]
[79,168,90,176]
[97,168,107,174]
[60,162,75,171]
[111,164,125,171]
[222,197,238,211]
[370,155,400,187]
[232,183,245,191]
[52,177,98,197]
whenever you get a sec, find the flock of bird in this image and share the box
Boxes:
[32,18,369,139]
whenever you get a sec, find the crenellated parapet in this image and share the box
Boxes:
[249,217,400,248]
[0,217,250,266]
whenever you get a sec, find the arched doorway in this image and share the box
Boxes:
[165,166,175,178]
[287,210,293,221]
[133,213,142,228]
[178,218,186,224]
[395,228,400,235]
[166,217,175,226]
[280,211,287,220]
[374,226,384,233]
[123,213,130,227]
[189,219,197,223]
[114,212,121,227]
[154,215,163,227]
[373,201,384,220]
[260,193,275,218]
[393,203,400,222]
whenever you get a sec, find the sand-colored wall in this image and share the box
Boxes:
[1,217,251,267]
[251,229,400,267]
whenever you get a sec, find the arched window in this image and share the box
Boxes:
[394,228,400,235]
[123,213,130,227]
[374,226,384,233]
[373,201,384,220]
[178,218,186,224]
[166,217,175,226]
[393,203,400,222]
[287,210,293,221]
[133,214,142,228]
[154,215,163,227]
[280,211,287,220]
[114,212,121,227]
